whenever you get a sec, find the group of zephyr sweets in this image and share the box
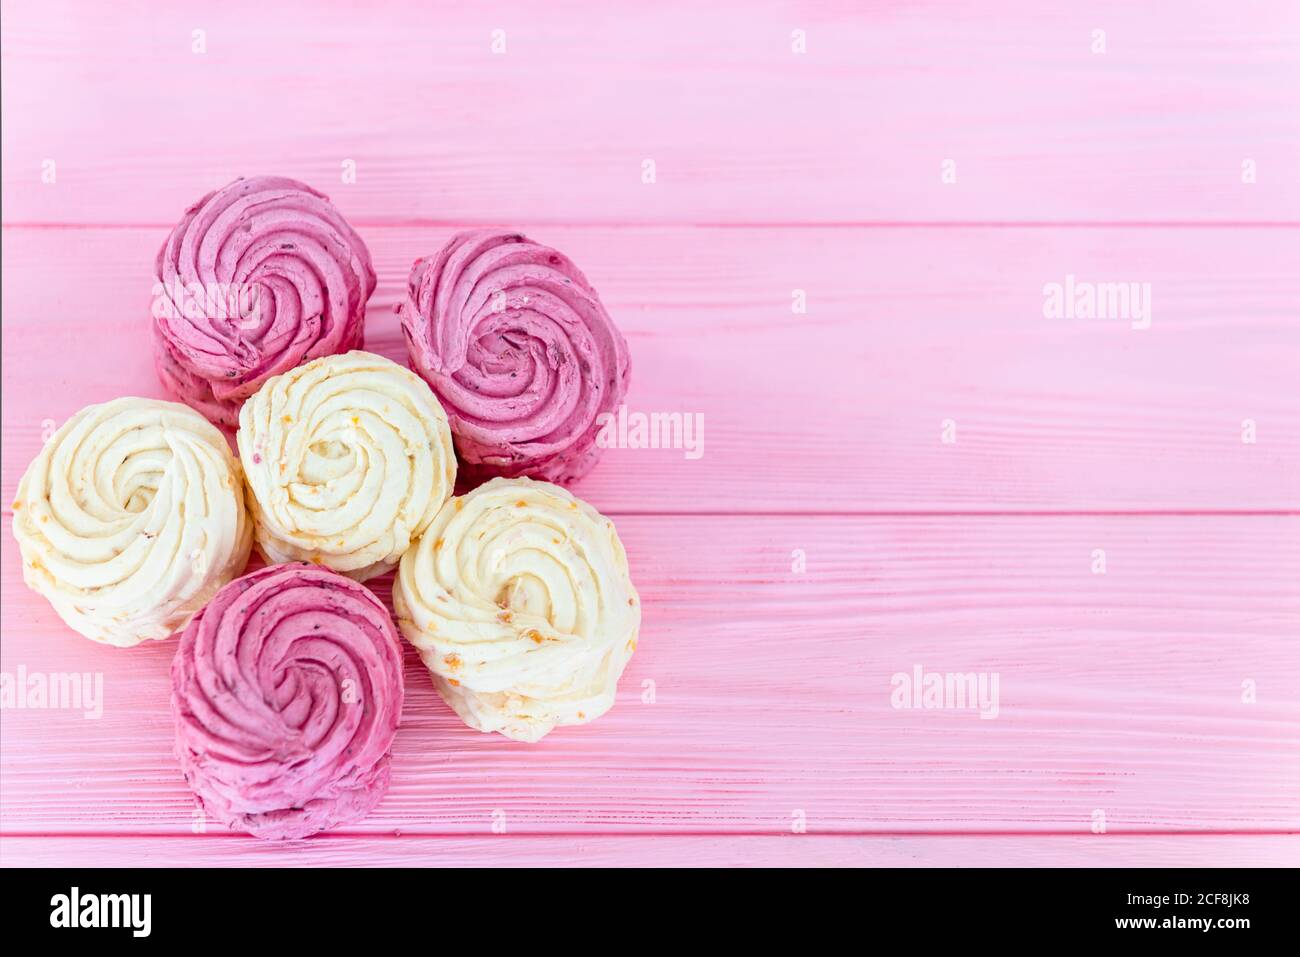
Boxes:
[11,176,640,839]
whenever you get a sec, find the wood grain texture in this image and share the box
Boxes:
[4,835,1298,868]
[2,0,1298,225]
[4,516,1297,835]
[2,0,1298,867]
[3,226,1297,514]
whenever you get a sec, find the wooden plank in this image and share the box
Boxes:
[3,515,1297,835]
[4,0,1298,870]
[3,0,1297,225]
[3,834,1297,868]
[3,225,1297,513]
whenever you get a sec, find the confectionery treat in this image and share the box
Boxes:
[11,397,252,647]
[171,563,404,840]
[393,477,640,742]
[237,350,456,580]
[398,230,630,483]
[153,175,376,427]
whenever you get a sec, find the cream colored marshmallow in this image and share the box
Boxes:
[12,397,252,647]
[393,477,641,742]
[237,350,456,580]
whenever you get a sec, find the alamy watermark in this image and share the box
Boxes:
[595,404,704,460]
[1,666,103,719]
[150,279,262,327]
[890,664,1000,719]
[1042,274,1152,330]
[50,887,150,937]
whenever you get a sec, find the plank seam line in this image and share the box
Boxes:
[2,504,1289,520]
[3,830,1297,840]
[5,221,1300,231]
[594,510,1300,518]
[1,510,1297,521]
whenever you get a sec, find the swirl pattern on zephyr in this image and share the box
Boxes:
[171,563,404,840]
[393,476,640,742]
[153,176,376,427]
[237,350,457,580]
[399,230,631,483]
[11,397,252,647]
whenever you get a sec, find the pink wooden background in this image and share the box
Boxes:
[2,0,1298,867]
